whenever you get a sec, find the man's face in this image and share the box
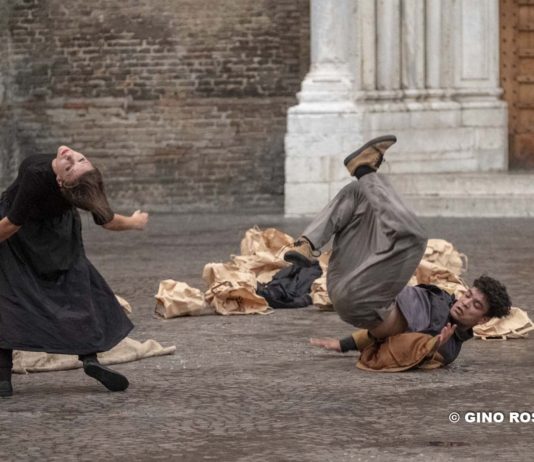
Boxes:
[55,145,94,186]
[450,287,491,328]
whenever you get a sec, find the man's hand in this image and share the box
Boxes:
[436,323,457,348]
[309,337,342,352]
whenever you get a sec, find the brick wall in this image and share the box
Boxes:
[0,0,19,186]
[2,0,309,212]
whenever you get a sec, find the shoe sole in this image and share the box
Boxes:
[343,134,397,167]
[284,251,314,267]
[84,364,129,392]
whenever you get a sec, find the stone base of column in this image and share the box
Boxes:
[284,102,363,216]
[284,99,508,216]
[363,99,508,173]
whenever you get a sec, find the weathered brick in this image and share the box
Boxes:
[0,0,310,212]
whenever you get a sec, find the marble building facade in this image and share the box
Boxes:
[285,0,509,216]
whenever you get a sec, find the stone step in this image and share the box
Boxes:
[385,152,479,174]
[386,172,534,217]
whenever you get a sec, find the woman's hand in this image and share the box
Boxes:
[0,217,21,243]
[102,211,149,231]
[130,210,149,230]
[309,337,342,352]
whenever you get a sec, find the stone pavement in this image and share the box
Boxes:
[1,212,533,462]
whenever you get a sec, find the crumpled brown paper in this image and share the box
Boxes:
[156,227,293,317]
[156,229,477,318]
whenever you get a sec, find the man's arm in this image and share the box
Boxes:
[309,338,342,352]
[0,217,21,243]
[310,330,375,353]
[102,210,148,231]
[312,324,460,357]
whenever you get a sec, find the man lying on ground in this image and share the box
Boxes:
[283,135,511,368]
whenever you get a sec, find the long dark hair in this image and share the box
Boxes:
[60,168,114,224]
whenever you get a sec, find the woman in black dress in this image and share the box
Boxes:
[0,146,148,397]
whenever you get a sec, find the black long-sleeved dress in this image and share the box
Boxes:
[0,155,133,354]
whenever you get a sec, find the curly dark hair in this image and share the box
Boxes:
[473,275,511,318]
[60,168,114,224]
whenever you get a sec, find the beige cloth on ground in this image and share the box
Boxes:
[13,295,176,373]
[474,307,534,340]
[13,337,176,374]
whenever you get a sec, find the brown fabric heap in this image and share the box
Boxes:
[356,333,445,372]
[156,227,294,317]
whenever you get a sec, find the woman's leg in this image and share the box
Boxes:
[79,352,129,392]
[0,347,13,397]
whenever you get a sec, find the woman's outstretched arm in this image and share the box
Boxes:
[102,210,149,231]
[0,217,21,242]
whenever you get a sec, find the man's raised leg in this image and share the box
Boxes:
[289,135,428,329]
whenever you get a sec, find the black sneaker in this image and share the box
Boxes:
[83,359,129,392]
[283,238,320,267]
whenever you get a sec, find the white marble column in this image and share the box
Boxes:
[376,0,401,94]
[285,0,508,216]
[426,0,444,93]
[285,0,361,216]
[402,0,426,97]
[297,0,356,108]
[359,0,377,93]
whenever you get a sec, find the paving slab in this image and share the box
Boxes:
[0,213,533,462]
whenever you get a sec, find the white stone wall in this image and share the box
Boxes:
[285,0,508,216]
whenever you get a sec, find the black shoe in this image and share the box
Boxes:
[0,380,13,398]
[283,238,320,267]
[83,359,129,392]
